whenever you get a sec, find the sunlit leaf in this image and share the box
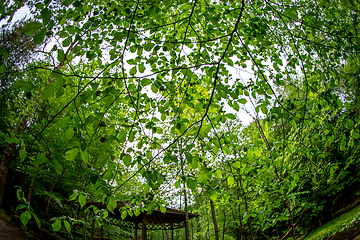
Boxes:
[52,219,61,231]
[36,153,48,165]
[23,21,42,35]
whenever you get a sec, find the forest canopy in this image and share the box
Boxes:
[0,0,360,239]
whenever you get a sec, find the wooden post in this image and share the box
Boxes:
[171,226,174,240]
[91,218,95,240]
[142,213,147,240]
[331,208,334,219]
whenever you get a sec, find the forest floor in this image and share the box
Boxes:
[302,204,360,240]
[0,210,63,240]
[0,214,28,240]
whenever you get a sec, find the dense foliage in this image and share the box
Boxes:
[0,0,359,239]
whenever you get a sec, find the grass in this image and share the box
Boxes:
[0,208,11,221]
[303,204,360,240]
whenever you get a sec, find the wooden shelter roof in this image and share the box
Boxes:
[86,201,199,230]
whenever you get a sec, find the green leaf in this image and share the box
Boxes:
[0,49,8,61]
[210,191,217,201]
[96,153,109,168]
[5,136,19,144]
[41,8,52,25]
[0,64,5,74]
[42,82,58,100]
[85,115,96,125]
[227,176,235,186]
[247,148,253,160]
[56,85,64,98]
[114,31,126,41]
[16,204,26,211]
[225,113,236,120]
[141,78,152,86]
[184,152,192,163]
[186,178,197,192]
[160,206,166,213]
[78,194,86,208]
[121,211,127,219]
[232,101,239,111]
[80,149,90,163]
[175,180,180,188]
[144,43,155,51]
[129,66,137,75]
[65,127,74,140]
[254,147,261,157]
[52,219,61,231]
[62,37,72,47]
[69,191,79,201]
[13,80,35,90]
[57,49,65,62]
[36,153,48,165]
[107,196,117,212]
[239,98,247,104]
[261,105,268,114]
[273,62,280,72]
[0,5,4,15]
[191,158,199,169]
[22,21,42,35]
[65,148,79,161]
[139,64,145,73]
[103,169,113,181]
[63,220,71,233]
[54,161,63,175]
[330,167,335,177]
[215,170,222,178]
[31,212,41,229]
[33,28,46,45]
[90,173,98,184]
[143,184,150,193]
[20,211,31,226]
[123,154,132,167]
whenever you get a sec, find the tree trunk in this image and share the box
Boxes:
[27,175,35,203]
[0,118,27,205]
[178,139,190,240]
[222,209,226,240]
[181,166,190,240]
[210,199,220,240]
[45,179,57,221]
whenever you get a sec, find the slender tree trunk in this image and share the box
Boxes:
[179,140,190,240]
[27,175,35,203]
[284,191,296,240]
[222,209,226,240]
[45,179,57,221]
[0,118,27,205]
[181,173,190,240]
[210,199,220,240]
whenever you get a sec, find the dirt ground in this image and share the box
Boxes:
[0,215,28,240]
[324,221,360,240]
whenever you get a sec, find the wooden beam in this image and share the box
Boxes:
[142,213,147,240]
